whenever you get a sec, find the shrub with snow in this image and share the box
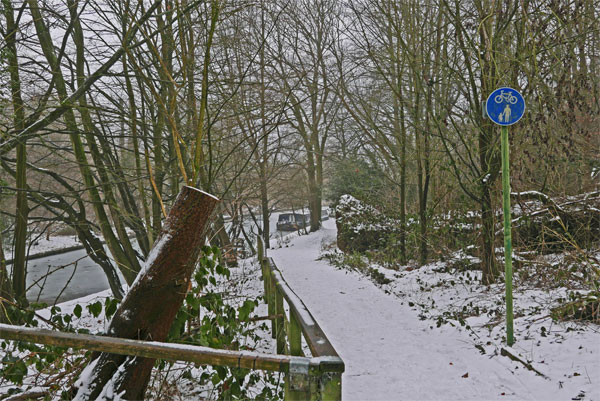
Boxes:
[335,194,403,253]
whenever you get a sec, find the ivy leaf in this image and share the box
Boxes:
[0,355,27,385]
[105,298,119,319]
[230,381,241,397]
[87,301,102,318]
[238,300,256,321]
[73,304,82,318]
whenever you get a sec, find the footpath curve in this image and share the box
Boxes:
[269,220,549,401]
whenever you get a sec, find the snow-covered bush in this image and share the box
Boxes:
[335,194,403,253]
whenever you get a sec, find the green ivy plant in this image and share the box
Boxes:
[0,298,118,397]
[163,245,282,400]
[0,246,282,399]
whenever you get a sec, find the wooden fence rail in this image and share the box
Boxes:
[0,323,303,373]
[0,236,343,400]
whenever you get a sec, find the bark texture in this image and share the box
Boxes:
[72,186,219,400]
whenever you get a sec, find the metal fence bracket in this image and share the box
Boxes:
[288,357,310,390]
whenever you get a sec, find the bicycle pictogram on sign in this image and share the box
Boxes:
[494,90,518,105]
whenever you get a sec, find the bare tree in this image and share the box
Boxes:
[1,0,28,304]
[269,0,342,231]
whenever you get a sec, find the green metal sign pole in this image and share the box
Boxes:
[487,86,523,347]
[501,125,514,346]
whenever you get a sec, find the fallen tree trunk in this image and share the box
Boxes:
[72,186,219,400]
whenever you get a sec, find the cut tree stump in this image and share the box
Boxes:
[72,186,219,400]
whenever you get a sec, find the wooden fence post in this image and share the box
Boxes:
[284,312,310,401]
[309,379,320,401]
[321,372,342,401]
[257,236,270,307]
[269,270,276,339]
[289,312,303,357]
[257,235,263,265]
[275,288,285,354]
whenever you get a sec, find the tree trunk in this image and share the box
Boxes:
[124,66,152,254]
[0,229,13,322]
[73,186,218,400]
[307,161,321,232]
[28,0,140,285]
[316,149,324,229]
[212,211,237,267]
[68,0,142,279]
[480,184,499,284]
[476,0,501,284]
[259,1,271,249]
[393,64,407,265]
[151,91,166,238]
[3,0,28,305]
[260,175,270,247]
[308,180,320,232]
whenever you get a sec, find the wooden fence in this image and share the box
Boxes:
[0,237,343,400]
[257,235,344,399]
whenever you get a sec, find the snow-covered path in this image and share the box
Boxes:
[269,221,577,401]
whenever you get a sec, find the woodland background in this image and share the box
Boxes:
[0,0,598,308]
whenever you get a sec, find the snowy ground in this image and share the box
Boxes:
[1,259,281,400]
[5,235,81,260]
[269,219,600,401]
[3,218,598,400]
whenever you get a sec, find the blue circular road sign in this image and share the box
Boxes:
[486,87,525,126]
